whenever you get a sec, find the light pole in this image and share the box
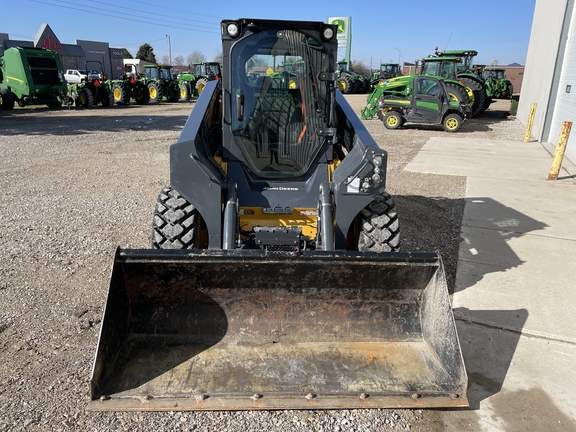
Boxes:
[393,46,401,65]
[165,34,171,65]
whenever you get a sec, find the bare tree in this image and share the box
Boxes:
[213,50,223,63]
[173,55,185,66]
[161,55,170,65]
[186,51,206,65]
[351,60,370,78]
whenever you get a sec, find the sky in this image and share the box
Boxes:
[2,0,536,68]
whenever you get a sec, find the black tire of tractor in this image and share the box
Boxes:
[76,87,94,108]
[506,82,514,99]
[112,82,130,105]
[166,83,180,102]
[357,192,400,252]
[444,82,469,106]
[442,113,463,132]
[134,83,150,105]
[361,78,370,94]
[383,110,404,130]
[101,89,115,107]
[148,82,163,104]
[337,78,348,93]
[152,186,199,249]
[341,76,355,94]
[196,78,208,96]
[461,77,486,117]
[0,88,15,110]
[180,83,191,100]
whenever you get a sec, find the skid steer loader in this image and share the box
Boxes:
[89,18,467,411]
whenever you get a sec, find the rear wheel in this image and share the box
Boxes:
[505,82,514,99]
[444,82,469,106]
[112,82,130,105]
[180,83,191,100]
[166,83,180,102]
[101,89,115,107]
[383,110,404,129]
[148,82,163,104]
[442,113,462,132]
[76,87,94,107]
[134,83,150,105]
[357,192,400,252]
[461,77,486,117]
[152,186,200,249]
[196,78,208,95]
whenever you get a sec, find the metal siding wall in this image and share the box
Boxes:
[550,4,576,164]
[517,0,567,139]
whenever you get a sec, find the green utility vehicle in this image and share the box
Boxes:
[0,46,68,109]
[67,61,114,108]
[179,61,222,98]
[141,64,180,104]
[483,67,514,99]
[377,75,470,132]
[110,63,150,105]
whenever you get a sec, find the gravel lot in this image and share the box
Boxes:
[0,96,524,431]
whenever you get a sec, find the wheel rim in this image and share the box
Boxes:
[197,83,205,94]
[80,93,86,104]
[180,87,187,98]
[386,115,398,127]
[289,79,297,89]
[465,87,474,106]
[114,88,121,100]
[338,81,346,91]
[448,92,458,102]
[446,118,459,130]
[149,87,157,99]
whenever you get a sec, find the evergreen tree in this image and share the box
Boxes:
[122,48,133,59]
[136,43,157,64]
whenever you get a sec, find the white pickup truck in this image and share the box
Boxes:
[64,69,88,84]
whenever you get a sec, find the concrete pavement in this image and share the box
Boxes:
[405,137,576,431]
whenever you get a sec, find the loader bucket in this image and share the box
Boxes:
[89,248,467,411]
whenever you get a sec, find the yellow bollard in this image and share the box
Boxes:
[548,121,572,180]
[524,103,537,143]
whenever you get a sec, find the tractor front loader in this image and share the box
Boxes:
[89,18,467,412]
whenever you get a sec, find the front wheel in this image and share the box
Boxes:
[442,113,463,132]
[196,78,208,96]
[0,88,15,110]
[357,192,400,252]
[148,82,163,104]
[180,83,191,100]
[76,87,94,107]
[152,186,200,249]
[383,110,404,130]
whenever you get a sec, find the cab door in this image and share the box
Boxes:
[409,76,443,123]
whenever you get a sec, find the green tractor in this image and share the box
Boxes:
[141,64,180,104]
[483,67,514,99]
[428,49,492,116]
[337,61,369,94]
[178,62,221,99]
[67,61,114,108]
[377,75,471,132]
[0,46,69,109]
[371,63,402,83]
[110,63,150,105]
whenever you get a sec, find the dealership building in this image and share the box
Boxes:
[0,23,126,79]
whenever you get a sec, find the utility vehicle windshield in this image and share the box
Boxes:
[422,60,457,80]
[231,29,331,178]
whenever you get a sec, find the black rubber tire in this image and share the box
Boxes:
[101,89,115,107]
[196,78,208,96]
[112,82,130,105]
[152,186,199,249]
[343,76,356,94]
[0,88,15,110]
[444,82,469,106]
[361,78,370,94]
[357,192,400,252]
[442,113,463,132]
[134,83,150,105]
[337,78,348,93]
[461,77,486,117]
[76,87,94,108]
[148,82,163,104]
[180,83,191,100]
[383,110,404,130]
[166,83,180,102]
[505,82,514,99]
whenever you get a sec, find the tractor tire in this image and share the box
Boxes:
[505,82,514,99]
[148,82,163,104]
[442,113,463,132]
[361,78,370,94]
[112,82,130,105]
[76,87,94,108]
[444,82,470,106]
[383,110,404,130]
[357,192,400,252]
[152,186,199,249]
[166,83,180,102]
[0,88,15,110]
[134,83,150,105]
[180,83,191,100]
[101,89,115,107]
[196,78,208,96]
[461,77,486,117]
[288,76,299,90]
